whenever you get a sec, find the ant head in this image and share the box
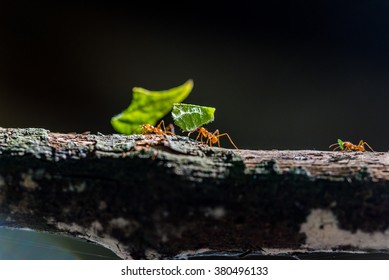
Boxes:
[141,124,151,130]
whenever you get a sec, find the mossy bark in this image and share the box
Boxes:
[0,127,389,259]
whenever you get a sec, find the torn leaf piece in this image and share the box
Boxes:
[111,80,193,135]
[338,139,344,150]
[172,103,215,132]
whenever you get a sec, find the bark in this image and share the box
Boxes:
[0,127,389,259]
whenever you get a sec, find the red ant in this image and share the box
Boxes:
[141,120,175,136]
[329,139,374,152]
[188,127,238,149]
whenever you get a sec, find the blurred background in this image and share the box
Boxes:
[1,0,389,150]
[1,0,389,259]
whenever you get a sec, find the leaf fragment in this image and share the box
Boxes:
[171,103,215,132]
[111,80,193,134]
[337,139,344,150]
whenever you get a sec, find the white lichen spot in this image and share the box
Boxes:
[175,248,211,260]
[91,221,103,233]
[5,216,14,222]
[145,249,161,260]
[45,217,56,224]
[300,209,389,250]
[109,217,130,229]
[204,206,226,219]
[20,170,38,190]
[109,217,139,237]
[68,182,87,192]
[56,221,132,259]
[56,222,86,234]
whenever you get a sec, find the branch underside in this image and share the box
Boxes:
[0,128,389,259]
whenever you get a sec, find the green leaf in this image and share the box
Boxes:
[111,79,193,134]
[337,139,344,150]
[171,103,215,132]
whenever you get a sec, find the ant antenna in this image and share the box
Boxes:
[217,132,239,149]
[329,143,341,151]
[363,141,375,152]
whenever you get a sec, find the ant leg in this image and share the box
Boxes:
[357,140,375,152]
[158,120,174,135]
[188,130,199,140]
[166,123,175,135]
[207,133,214,147]
[200,128,209,144]
[196,131,202,142]
[156,120,165,130]
[140,124,147,134]
[157,120,172,135]
[206,136,212,147]
[217,132,238,149]
[212,130,221,148]
[363,142,375,152]
[188,130,204,144]
[147,120,162,135]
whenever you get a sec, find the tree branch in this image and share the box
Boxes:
[1,127,389,259]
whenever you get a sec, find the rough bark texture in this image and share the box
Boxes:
[0,127,389,259]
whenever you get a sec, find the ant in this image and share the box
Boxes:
[141,120,175,136]
[188,127,238,149]
[329,139,375,152]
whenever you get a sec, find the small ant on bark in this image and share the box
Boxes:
[329,140,375,152]
[188,127,238,149]
[141,120,175,136]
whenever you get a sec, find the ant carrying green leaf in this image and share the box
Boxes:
[329,139,374,152]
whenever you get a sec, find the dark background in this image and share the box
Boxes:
[0,0,388,260]
[1,0,389,150]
